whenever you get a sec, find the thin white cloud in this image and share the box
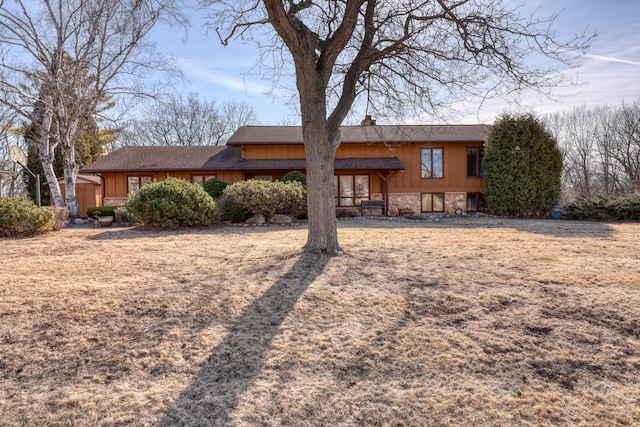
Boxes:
[178,58,273,95]
[581,53,640,66]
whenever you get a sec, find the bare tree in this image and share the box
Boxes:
[120,93,257,147]
[0,105,22,197]
[206,0,593,254]
[0,0,184,216]
[553,106,598,198]
[545,100,640,200]
[608,100,640,193]
[593,105,626,196]
[221,99,259,141]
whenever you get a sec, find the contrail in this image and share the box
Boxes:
[582,53,640,66]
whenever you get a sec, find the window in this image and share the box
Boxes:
[127,175,153,194]
[467,148,484,177]
[467,193,480,211]
[421,193,444,212]
[333,174,370,207]
[191,174,216,186]
[421,148,443,178]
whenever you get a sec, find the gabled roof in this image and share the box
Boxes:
[57,174,101,185]
[227,124,491,146]
[80,146,226,173]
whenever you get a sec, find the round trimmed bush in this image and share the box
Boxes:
[203,177,228,199]
[125,178,220,228]
[0,197,55,237]
[223,179,306,218]
[282,171,307,188]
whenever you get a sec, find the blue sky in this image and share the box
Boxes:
[153,1,640,125]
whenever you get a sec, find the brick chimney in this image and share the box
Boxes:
[361,115,376,126]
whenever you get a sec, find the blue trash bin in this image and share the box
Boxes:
[552,205,561,219]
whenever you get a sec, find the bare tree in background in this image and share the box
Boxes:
[548,107,598,198]
[205,0,593,254]
[0,0,185,216]
[119,93,257,147]
[0,105,22,197]
[545,99,640,199]
[609,100,640,193]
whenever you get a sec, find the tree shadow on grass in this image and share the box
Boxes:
[157,252,330,427]
[85,224,308,241]
[337,217,617,239]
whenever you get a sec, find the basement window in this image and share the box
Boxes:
[421,193,444,213]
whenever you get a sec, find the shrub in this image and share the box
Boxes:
[125,178,220,228]
[114,207,128,225]
[217,194,252,223]
[0,197,55,237]
[222,179,306,218]
[282,171,307,188]
[563,194,640,221]
[87,206,116,218]
[203,177,228,199]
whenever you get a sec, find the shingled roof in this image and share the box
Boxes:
[81,145,404,173]
[81,124,485,173]
[81,146,226,173]
[227,124,491,145]
[203,148,404,171]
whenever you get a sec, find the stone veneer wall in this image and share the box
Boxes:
[337,192,469,216]
[103,197,128,207]
[388,193,421,216]
[444,192,466,214]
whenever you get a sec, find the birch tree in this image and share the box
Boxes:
[205,0,593,254]
[0,0,184,216]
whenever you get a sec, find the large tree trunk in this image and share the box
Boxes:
[63,144,79,217]
[40,148,64,207]
[39,106,65,208]
[298,72,341,254]
[303,123,340,254]
[61,118,80,217]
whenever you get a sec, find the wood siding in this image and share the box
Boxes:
[100,170,244,199]
[241,142,483,194]
[389,143,484,193]
[94,141,483,208]
[242,143,395,160]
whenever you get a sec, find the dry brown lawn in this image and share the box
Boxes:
[1,217,639,426]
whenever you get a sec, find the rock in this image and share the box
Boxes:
[245,213,266,224]
[74,218,87,224]
[269,214,294,224]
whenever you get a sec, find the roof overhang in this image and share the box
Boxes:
[208,150,404,172]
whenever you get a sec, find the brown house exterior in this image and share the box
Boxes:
[80,124,490,216]
[57,175,102,217]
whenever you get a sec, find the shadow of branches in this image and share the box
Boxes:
[157,252,330,426]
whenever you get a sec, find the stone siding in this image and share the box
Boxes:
[388,193,421,216]
[444,192,466,214]
[103,197,128,207]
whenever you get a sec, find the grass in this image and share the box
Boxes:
[1,217,639,426]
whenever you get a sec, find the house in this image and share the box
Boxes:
[80,123,490,216]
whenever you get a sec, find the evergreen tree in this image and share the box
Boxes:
[484,113,563,217]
